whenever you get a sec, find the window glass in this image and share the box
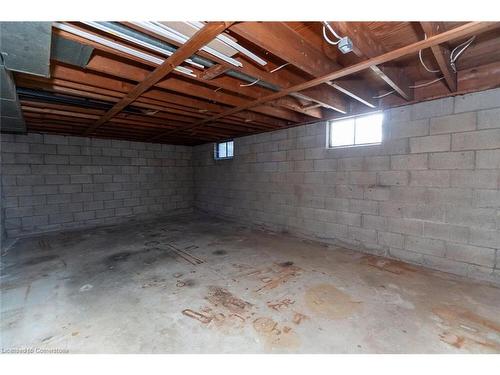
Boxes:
[214,141,233,159]
[355,113,383,145]
[330,118,355,147]
[329,112,383,148]
[227,141,234,157]
[218,143,227,158]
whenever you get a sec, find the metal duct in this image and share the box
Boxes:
[0,22,52,77]
[96,22,280,92]
[0,63,26,133]
[51,35,94,68]
[16,88,145,115]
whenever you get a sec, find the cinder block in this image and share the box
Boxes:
[349,199,379,214]
[454,87,500,113]
[476,150,500,169]
[387,217,423,236]
[405,235,446,257]
[477,107,500,129]
[378,231,404,248]
[31,185,56,195]
[49,213,73,224]
[335,211,362,226]
[363,186,390,201]
[348,171,377,185]
[389,119,429,139]
[43,134,68,145]
[16,175,44,186]
[349,226,378,243]
[411,97,454,120]
[44,155,69,165]
[74,211,96,221]
[473,189,500,208]
[44,175,70,185]
[1,141,29,153]
[338,157,363,171]
[378,171,409,186]
[446,242,496,268]
[469,227,500,248]
[57,145,81,155]
[59,184,82,194]
[313,159,337,172]
[410,134,450,153]
[363,156,390,171]
[430,112,476,135]
[2,164,31,175]
[429,151,474,170]
[391,154,428,170]
[323,222,348,238]
[450,170,498,189]
[446,206,496,229]
[452,129,500,151]
[362,214,387,231]
[410,170,450,187]
[423,222,469,243]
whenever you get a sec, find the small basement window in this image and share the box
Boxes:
[214,140,234,159]
[328,112,383,148]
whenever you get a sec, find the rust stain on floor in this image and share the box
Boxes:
[361,255,420,275]
[433,305,500,352]
[253,317,300,349]
[267,298,295,311]
[305,284,362,320]
[292,312,308,325]
[255,263,303,292]
[206,286,252,315]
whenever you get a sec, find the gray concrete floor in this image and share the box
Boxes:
[1,213,499,353]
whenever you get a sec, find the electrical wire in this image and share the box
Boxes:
[239,79,260,87]
[270,62,290,73]
[450,36,476,72]
[239,63,290,87]
[409,76,445,88]
[323,22,342,40]
[372,90,396,99]
[322,22,341,45]
[418,33,440,73]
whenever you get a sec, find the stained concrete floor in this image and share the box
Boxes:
[1,213,499,354]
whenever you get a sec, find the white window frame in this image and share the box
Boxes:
[214,140,234,160]
[327,112,384,149]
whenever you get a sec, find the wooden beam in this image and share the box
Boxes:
[330,21,413,100]
[82,21,233,136]
[327,80,377,109]
[149,22,497,141]
[80,54,306,123]
[199,64,230,80]
[229,22,352,112]
[420,22,457,92]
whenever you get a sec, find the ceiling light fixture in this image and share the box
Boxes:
[52,22,196,77]
[322,21,353,54]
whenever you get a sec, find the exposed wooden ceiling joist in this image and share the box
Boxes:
[329,21,413,100]
[420,22,458,92]
[82,21,234,136]
[150,21,498,141]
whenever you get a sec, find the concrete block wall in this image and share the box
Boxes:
[1,133,193,239]
[193,88,500,285]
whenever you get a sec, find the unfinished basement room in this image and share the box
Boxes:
[1,5,500,362]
